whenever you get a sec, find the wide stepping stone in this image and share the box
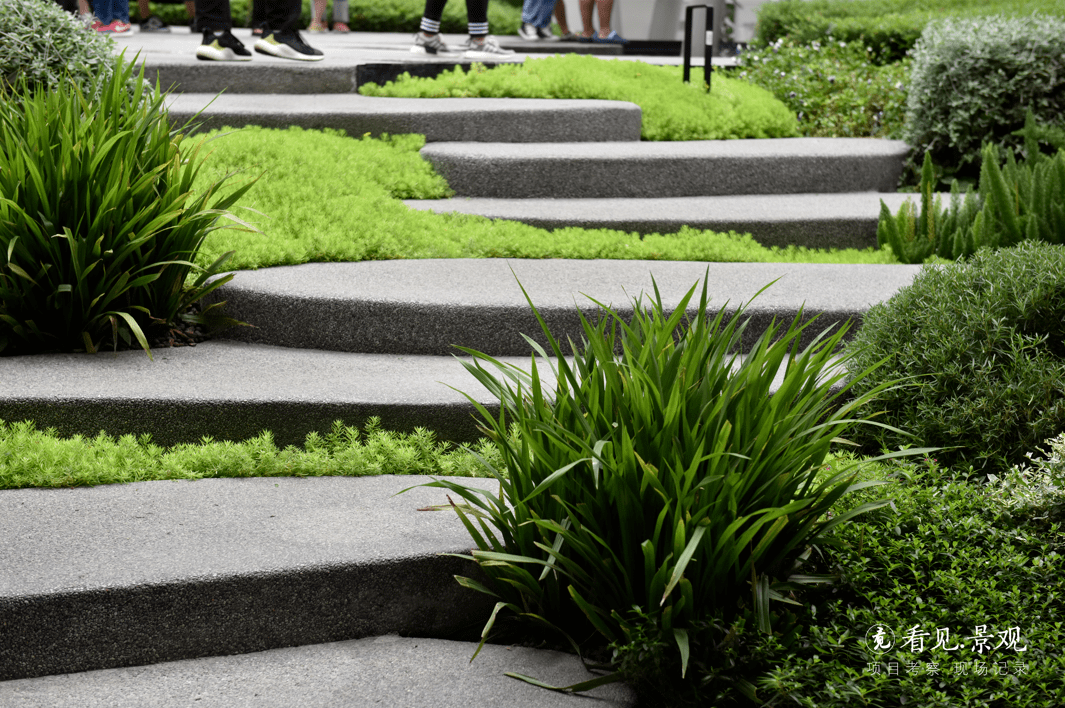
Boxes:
[167,94,642,143]
[405,192,926,249]
[0,636,635,707]
[0,476,497,681]
[211,259,923,357]
[420,138,910,198]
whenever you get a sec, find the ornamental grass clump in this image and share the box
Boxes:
[0,56,255,357]
[415,276,920,699]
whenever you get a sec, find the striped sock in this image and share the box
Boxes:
[468,21,488,36]
[420,17,441,34]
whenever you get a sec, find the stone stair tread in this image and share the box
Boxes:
[0,635,635,707]
[404,191,931,249]
[211,259,922,356]
[420,138,910,197]
[167,93,642,143]
[0,475,505,681]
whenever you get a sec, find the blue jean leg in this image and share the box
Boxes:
[92,0,130,23]
[521,0,554,27]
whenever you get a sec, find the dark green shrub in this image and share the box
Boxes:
[844,241,1065,473]
[0,57,254,357]
[879,115,1065,264]
[904,14,1065,181]
[412,276,917,697]
[754,0,1063,65]
[738,37,910,139]
[0,0,128,102]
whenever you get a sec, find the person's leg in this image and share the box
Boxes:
[256,0,324,60]
[465,0,488,38]
[309,0,326,30]
[196,0,230,31]
[186,0,195,19]
[594,0,613,38]
[420,0,448,35]
[413,0,455,54]
[332,0,348,27]
[553,0,569,33]
[532,0,553,28]
[92,0,114,24]
[138,0,171,30]
[263,0,301,33]
[578,0,593,38]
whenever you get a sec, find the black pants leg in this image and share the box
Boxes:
[197,0,300,33]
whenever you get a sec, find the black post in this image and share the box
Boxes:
[683,5,713,93]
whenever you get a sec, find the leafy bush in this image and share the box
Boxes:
[702,456,1065,707]
[843,241,1065,474]
[904,14,1065,180]
[192,126,894,270]
[358,56,799,141]
[754,0,1064,65]
[413,276,913,697]
[0,57,253,357]
[0,417,496,489]
[878,131,1065,264]
[137,0,522,34]
[738,37,910,139]
[0,0,129,102]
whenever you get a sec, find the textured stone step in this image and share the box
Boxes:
[0,476,496,681]
[0,636,635,707]
[405,192,927,249]
[210,259,921,357]
[420,138,910,198]
[167,93,641,143]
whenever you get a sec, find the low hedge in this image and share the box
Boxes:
[754,0,1065,65]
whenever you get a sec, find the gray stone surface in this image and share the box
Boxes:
[0,476,499,680]
[420,138,910,198]
[405,192,931,249]
[0,341,518,446]
[0,636,636,707]
[211,259,922,356]
[167,94,642,143]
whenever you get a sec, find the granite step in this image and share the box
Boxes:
[419,138,910,198]
[0,475,629,706]
[209,259,922,357]
[405,192,927,250]
[166,94,642,143]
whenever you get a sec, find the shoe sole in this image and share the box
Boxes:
[196,44,253,62]
[254,37,325,62]
[410,45,459,56]
[464,50,517,60]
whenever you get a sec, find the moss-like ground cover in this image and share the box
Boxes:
[192,126,895,270]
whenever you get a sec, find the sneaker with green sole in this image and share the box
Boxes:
[195,29,252,61]
[254,29,324,61]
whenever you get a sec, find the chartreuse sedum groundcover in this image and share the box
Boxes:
[405,275,930,701]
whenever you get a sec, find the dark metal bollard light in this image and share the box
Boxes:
[683,4,713,92]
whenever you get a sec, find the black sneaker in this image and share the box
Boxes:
[196,28,253,61]
[254,29,324,61]
[140,15,171,32]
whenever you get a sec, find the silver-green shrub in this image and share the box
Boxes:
[904,14,1065,178]
[0,0,123,103]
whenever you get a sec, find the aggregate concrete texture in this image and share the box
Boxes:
[166,94,642,143]
[405,191,929,249]
[0,341,519,446]
[212,259,923,356]
[0,636,636,708]
[0,476,499,680]
[420,138,911,198]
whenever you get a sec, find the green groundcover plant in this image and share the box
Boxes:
[191,126,895,269]
[754,0,1064,65]
[358,55,799,141]
[843,241,1065,474]
[0,417,496,489]
[904,14,1065,181]
[737,37,910,139]
[408,275,928,700]
[702,454,1064,707]
[0,57,254,357]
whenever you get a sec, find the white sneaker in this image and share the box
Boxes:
[518,23,539,41]
[462,36,516,60]
[411,32,459,55]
